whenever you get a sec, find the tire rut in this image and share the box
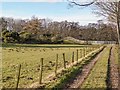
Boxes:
[62,46,106,89]
[107,46,119,89]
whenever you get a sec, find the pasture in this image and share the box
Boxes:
[2,44,100,88]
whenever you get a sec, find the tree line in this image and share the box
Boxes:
[0,17,118,44]
[67,0,120,44]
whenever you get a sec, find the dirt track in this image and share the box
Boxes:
[62,46,106,89]
[62,45,119,89]
[108,46,119,89]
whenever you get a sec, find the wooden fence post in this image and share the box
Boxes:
[84,48,85,57]
[72,52,74,63]
[39,58,43,84]
[85,47,87,55]
[81,49,83,58]
[90,47,92,52]
[76,49,78,62]
[86,47,87,55]
[63,53,66,69]
[55,54,58,76]
[80,49,82,58]
[16,64,21,90]
[87,47,89,54]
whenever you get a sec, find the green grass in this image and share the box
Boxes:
[114,45,119,65]
[2,44,99,88]
[2,43,100,48]
[45,46,105,89]
[0,47,2,89]
[81,46,111,88]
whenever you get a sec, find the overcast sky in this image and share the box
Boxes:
[1,0,105,25]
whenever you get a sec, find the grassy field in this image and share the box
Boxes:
[2,43,91,48]
[2,44,100,88]
[81,46,111,88]
[0,47,2,89]
[114,45,119,65]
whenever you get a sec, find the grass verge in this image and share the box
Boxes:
[81,46,111,89]
[41,46,105,89]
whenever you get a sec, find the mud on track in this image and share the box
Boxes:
[107,46,119,89]
[62,46,106,89]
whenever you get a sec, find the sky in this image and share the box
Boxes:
[1,0,105,25]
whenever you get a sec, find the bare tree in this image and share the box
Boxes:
[68,0,120,44]
[117,1,120,44]
[94,1,120,44]
[67,0,94,7]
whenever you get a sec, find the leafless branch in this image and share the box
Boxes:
[67,0,95,7]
